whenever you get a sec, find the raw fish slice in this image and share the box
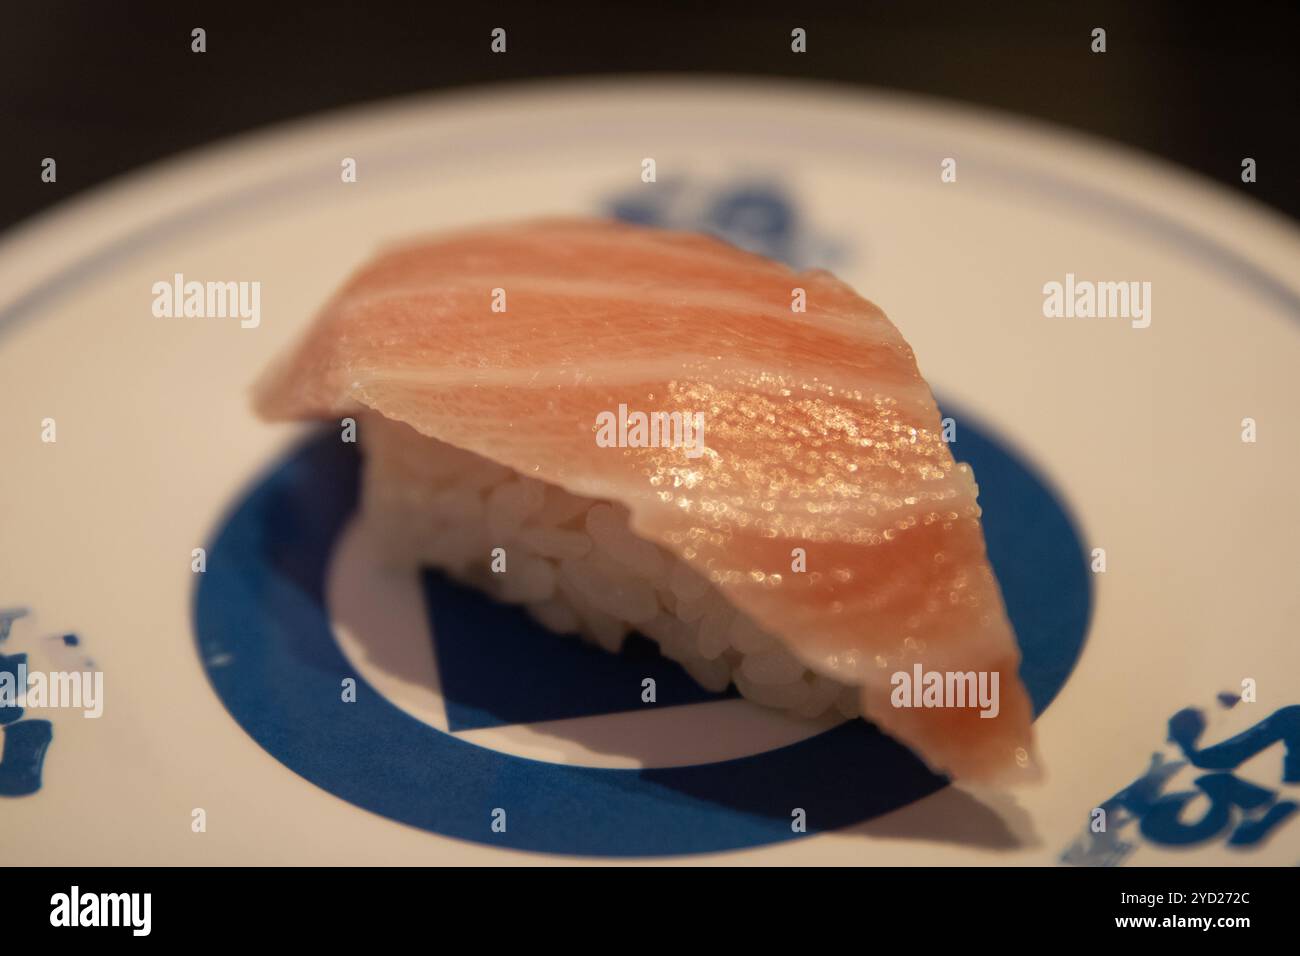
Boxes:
[256,217,1037,782]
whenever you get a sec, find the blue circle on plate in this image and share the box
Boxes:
[193,403,1091,856]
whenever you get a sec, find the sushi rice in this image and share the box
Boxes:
[361,413,860,720]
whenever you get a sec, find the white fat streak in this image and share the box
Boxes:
[380,220,791,277]
[743,471,977,523]
[351,356,716,389]
[340,274,888,344]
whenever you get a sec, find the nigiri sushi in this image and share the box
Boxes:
[255,218,1037,783]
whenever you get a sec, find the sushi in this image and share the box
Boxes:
[255,218,1037,783]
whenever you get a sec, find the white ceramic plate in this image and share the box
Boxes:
[2,79,1298,864]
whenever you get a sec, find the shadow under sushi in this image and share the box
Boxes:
[333,555,1039,851]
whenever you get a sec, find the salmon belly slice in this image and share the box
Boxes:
[255,217,1038,783]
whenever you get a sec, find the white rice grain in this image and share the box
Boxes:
[360,413,857,722]
[558,556,660,624]
[585,504,667,580]
[695,607,734,660]
[734,672,812,711]
[486,478,546,541]
[517,527,592,561]
[498,553,557,603]
[526,598,581,635]
[740,648,806,686]
[727,615,777,655]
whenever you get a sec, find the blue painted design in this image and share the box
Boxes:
[61,634,79,647]
[1218,691,1242,709]
[194,398,1091,856]
[1169,704,1300,783]
[0,651,30,727]
[0,717,53,797]
[606,178,846,270]
[1141,773,1288,846]
[1228,799,1299,846]
[0,608,27,644]
[1062,704,1300,864]
[0,609,54,797]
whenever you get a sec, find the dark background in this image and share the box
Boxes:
[3,0,1298,234]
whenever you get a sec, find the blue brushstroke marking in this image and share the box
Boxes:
[1141,769,1298,849]
[1218,691,1242,709]
[1169,705,1300,783]
[1062,704,1300,864]
[61,634,79,647]
[0,652,29,727]
[0,712,53,796]
[194,405,1090,856]
[606,178,845,271]
[0,608,28,643]
[0,607,54,796]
